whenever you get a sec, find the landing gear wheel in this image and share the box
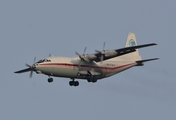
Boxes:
[92,79,97,83]
[48,78,53,83]
[75,81,79,86]
[87,78,97,83]
[69,80,79,86]
[69,81,74,86]
[87,79,91,82]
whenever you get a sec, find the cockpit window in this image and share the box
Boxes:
[37,59,51,63]
[45,59,51,62]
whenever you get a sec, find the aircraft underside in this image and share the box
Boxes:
[35,62,137,86]
[37,65,104,86]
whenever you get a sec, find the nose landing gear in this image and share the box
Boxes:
[48,77,53,83]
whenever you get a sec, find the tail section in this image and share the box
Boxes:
[125,32,138,47]
[125,32,142,61]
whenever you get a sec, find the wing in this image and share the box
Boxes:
[94,43,157,62]
[14,68,31,73]
[79,43,157,63]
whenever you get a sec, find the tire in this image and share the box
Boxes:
[48,78,53,83]
[69,81,73,86]
[75,81,79,86]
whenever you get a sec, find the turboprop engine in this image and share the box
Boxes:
[79,54,97,62]
[101,50,117,57]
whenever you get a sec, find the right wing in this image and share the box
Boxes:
[92,43,157,62]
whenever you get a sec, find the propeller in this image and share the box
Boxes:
[95,42,106,62]
[75,47,87,60]
[25,57,36,78]
[14,57,37,78]
[75,47,87,68]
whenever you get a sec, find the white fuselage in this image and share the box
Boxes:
[34,56,137,81]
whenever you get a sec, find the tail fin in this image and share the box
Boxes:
[125,32,142,60]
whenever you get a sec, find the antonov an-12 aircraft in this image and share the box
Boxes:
[15,33,158,86]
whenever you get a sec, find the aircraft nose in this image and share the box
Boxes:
[32,63,38,69]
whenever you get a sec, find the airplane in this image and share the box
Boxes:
[14,33,158,86]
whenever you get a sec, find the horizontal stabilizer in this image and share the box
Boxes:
[136,58,159,66]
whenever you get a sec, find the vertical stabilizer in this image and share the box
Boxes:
[125,32,138,47]
[125,33,142,60]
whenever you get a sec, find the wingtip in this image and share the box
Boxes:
[152,43,157,45]
[14,71,20,73]
[155,58,159,60]
[150,58,159,61]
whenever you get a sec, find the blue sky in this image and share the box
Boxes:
[0,1,176,120]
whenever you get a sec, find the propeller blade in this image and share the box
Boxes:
[30,71,33,78]
[76,47,87,61]
[75,51,81,56]
[95,49,101,53]
[83,47,87,54]
[95,42,106,54]
[103,42,105,50]
[100,55,103,63]
[25,63,31,68]
[95,42,106,63]
[33,57,36,63]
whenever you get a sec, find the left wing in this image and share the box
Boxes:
[79,43,157,62]
[14,68,31,73]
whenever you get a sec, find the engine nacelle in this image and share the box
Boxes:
[79,54,97,62]
[85,54,97,60]
[103,50,117,57]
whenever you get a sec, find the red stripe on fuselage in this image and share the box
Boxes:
[39,63,136,71]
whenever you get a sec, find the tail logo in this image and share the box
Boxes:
[129,39,136,47]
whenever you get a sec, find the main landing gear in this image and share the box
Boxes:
[87,77,97,83]
[47,77,96,86]
[69,79,79,86]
